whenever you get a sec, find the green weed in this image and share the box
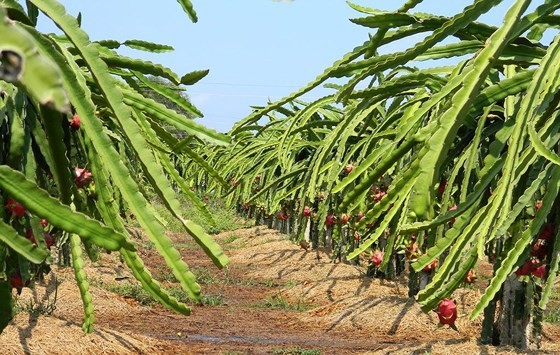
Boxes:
[544,307,560,324]
[107,283,155,306]
[200,294,225,306]
[103,281,224,306]
[256,294,310,312]
[14,298,57,317]
[192,267,220,285]
[261,279,279,288]
[14,279,59,316]
[167,287,224,306]
[153,267,178,283]
[283,280,298,288]
[159,266,247,287]
[143,240,155,250]
[224,235,238,244]
[150,195,247,235]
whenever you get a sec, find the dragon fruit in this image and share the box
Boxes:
[370,250,384,266]
[437,298,458,328]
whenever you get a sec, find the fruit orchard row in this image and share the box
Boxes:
[0,0,224,335]
[185,0,560,348]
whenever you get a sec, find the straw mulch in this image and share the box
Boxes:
[1,269,165,355]
[2,226,560,354]
[231,227,560,354]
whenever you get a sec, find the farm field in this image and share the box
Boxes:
[3,225,560,354]
[4,0,560,353]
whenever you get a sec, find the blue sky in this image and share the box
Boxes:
[40,1,525,132]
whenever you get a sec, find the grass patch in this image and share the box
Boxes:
[272,349,320,355]
[224,235,238,244]
[140,239,199,251]
[227,241,249,250]
[103,281,224,306]
[153,267,178,283]
[261,279,279,288]
[223,277,276,287]
[283,280,298,288]
[166,287,224,306]
[14,278,60,316]
[256,294,311,312]
[544,285,560,323]
[255,279,296,288]
[544,307,560,324]
[192,267,220,285]
[14,298,57,316]
[152,265,292,288]
[143,240,155,250]
[220,268,296,288]
[107,283,155,306]
[200,294,225,306]
[149,195,248,235]
[152,265,224,286]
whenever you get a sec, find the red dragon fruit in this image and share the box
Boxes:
[25,229,36,244]
[437,298,458,329]
[370,250,384,266]
[532,264,547,279]
[5,198,26,218]
[69,113,81,129]
[539,223,554,240]
[464,269,477,284]
[535,200,543,210]
[10,274,24,291]
[515,258,539,277]
[438,179,447,196]
[356,212,364,222]
[75,167,92,188]
[325,214,335,227]
[531,239,548,258]
[448,204,457,224]
[344,164,354,175]
[44,232,55,249]
[423,259,438,272]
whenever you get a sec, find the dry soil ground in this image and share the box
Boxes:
[2,226,560,354]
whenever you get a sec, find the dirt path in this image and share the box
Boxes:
[3,226,560,354]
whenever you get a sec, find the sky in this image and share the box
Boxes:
[37,0,532,133]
